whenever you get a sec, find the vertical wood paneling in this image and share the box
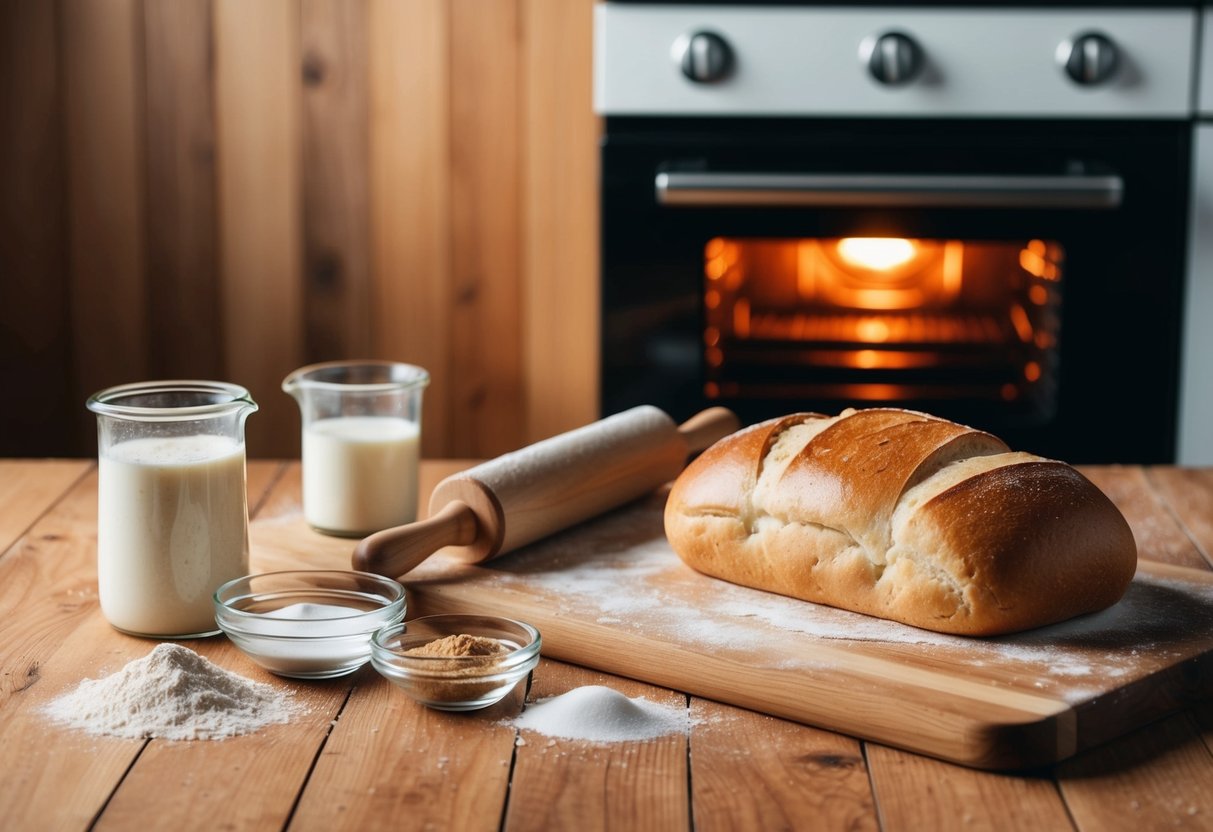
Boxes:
[368,0,453,458]
[61,0,147,452]
[301,0,372,363]
[449,0,524,456]
[142,0,222,380]
[521,0,600,443]
[0,1,72,456]
[2,0,603,461]
[213,0,304,458]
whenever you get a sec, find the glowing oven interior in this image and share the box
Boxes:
[703,237,1062,419]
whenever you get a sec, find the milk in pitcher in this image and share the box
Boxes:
[302,416,420,534]
[97,434,249,637]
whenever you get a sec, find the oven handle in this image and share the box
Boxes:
[655,171,1123,209]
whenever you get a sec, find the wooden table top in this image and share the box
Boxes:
[1,459,1211,831]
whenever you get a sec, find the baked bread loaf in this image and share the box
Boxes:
[663,408,1137,636]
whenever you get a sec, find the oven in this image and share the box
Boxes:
[595,4,1202,464]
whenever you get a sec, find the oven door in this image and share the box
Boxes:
[601,117,1190,463]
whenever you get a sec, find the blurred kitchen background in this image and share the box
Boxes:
[4,1,1213,465]
[0,0,598,460]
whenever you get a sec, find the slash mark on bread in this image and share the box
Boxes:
[664,408,1137,636]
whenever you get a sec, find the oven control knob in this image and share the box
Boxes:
[1057,32,1119,86]
[861,32,923,86]
[673,31,733,84]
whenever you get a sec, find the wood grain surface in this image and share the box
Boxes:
[400,490,1213,769]
[507,662,690,830]
[691,700,876,830]
[0,1,73,457]
[449,0,525,458]
[521,0,601,443]
[0,461,91,554]
[143,0,222,382]
[367,0,453,459]
[60,0,149,452]
[214,0,305,459]
[0,1,600,461]
[1,461,1211,831]
[1146,467,1213,568]
[301,0,374,365]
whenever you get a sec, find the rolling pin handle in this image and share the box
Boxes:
[352,500,479,579]
[677,407,741,455]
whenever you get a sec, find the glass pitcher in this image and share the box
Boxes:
[282,360,429,537]
[87,380,258,638]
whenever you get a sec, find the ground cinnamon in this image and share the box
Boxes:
[403,634,507,659]
[402,634,513,706]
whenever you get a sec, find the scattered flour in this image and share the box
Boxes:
[512,685,690,742]
[410,493,1213,704]
[44,643,298,740]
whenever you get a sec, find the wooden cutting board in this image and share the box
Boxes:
[404,488,1213,771]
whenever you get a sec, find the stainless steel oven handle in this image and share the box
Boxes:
[655,171,1123,209]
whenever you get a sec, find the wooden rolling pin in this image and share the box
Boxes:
[353,405,739,579]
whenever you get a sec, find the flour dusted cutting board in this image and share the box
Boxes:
[403,488,1213,770]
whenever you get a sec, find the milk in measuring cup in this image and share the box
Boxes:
[302,416,420,534]
[97,434,249,637]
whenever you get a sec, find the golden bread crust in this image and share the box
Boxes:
[663,409,1137,636]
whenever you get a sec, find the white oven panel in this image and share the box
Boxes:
[1181,125,1213,465]
[1200,9,1213,116]
[595,5,1196,118]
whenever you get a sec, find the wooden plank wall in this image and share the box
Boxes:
[0,0,599,460]
[0,2,74,457]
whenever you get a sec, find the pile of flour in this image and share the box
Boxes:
[44,643,297,740]
[512,685,689,742]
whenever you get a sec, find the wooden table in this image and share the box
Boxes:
[1,459,1211,831]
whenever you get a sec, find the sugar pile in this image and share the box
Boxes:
[44,643,298,740]
[512,685,689,742]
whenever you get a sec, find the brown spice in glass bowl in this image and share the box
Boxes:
[403,634,507,659]
[401,634,512,705]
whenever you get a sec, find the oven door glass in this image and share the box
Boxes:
[601,118,1189,462]
[702,236,1062,425]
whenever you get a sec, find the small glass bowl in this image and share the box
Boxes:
[214,570,406,679]
[371,614,541,711]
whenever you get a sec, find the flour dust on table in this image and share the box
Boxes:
[436,492,1213,705]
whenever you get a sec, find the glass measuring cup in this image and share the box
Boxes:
[282,361,429,537]
[87,380,258,638]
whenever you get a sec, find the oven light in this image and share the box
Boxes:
[855,349,880,369]
[1010,304,1035,343]
[1020,248,1046,277]
[836,238,918,272]
[856,319,891,342]
[733,297,752,338]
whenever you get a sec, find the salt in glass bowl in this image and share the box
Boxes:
[371,614,541,711]
[214,570,406,679]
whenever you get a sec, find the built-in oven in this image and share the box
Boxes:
[596,4,1201,464]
